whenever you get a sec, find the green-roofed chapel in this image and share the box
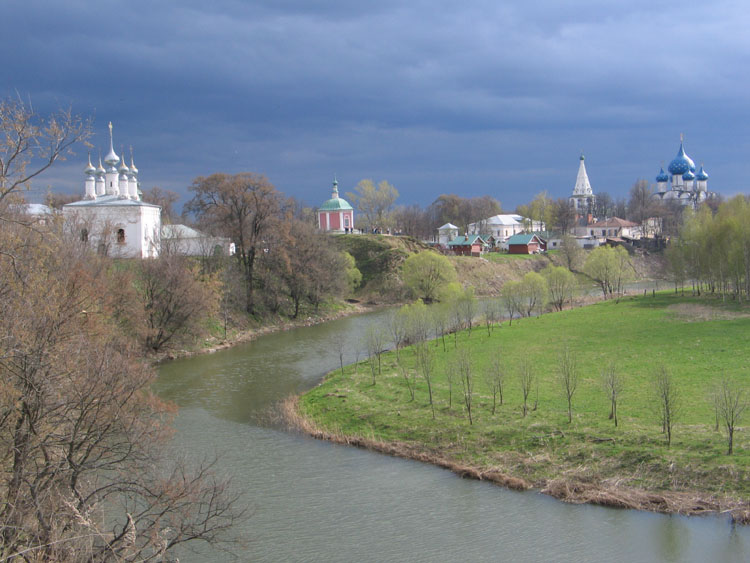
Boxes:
[318,177,355,232]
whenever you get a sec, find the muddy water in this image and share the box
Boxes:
[156,308,750,562]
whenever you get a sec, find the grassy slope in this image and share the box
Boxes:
[300,292,750,500]
[332,234,556,301]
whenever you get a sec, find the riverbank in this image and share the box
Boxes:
[284,396,750,523]
[152,301,381,363]
[292,292,750,523]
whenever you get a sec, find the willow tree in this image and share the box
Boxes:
[402,250,458,302]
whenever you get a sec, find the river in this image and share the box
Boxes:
[155,308,750,562]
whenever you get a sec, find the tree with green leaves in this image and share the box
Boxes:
[583,245,635,299]
[542,264,576,311]
[519,271,548,317]
[402,251,458,302]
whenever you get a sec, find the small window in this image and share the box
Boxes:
[117,229,125,244]
[80,228,88,242]
[345,217,350,227]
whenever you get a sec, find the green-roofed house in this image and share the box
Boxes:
[447,234,488,256]
[507,233,546,254]
[318,178,354,233]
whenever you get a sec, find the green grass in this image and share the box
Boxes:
[300,292,750,497]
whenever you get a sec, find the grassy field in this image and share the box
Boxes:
[299,292,750,505]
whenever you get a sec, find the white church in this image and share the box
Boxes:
[652,136,716,207]
[63,123,161,258]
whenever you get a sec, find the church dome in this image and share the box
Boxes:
[84,155,96,176]
[319,178,353,211]
[656,166,669,183]
[96,157,106,176]
[118,158,129,174]
[683,170,695,181]
[129,156,138,175]
[668,141,695,175]
[696,165,709,181]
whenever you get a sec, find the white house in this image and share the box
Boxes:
[161,224,235,256]
[467,214,544,248]
[437,223,459,245]
[63,123,161,258]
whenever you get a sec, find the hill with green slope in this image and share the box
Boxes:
[299,292,750,518]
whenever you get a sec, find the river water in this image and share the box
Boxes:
[156,308,750,562]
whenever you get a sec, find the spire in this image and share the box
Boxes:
[129,146,138,175]
[84,152,95,175]
[331,175,339,199]
[572,153,593,196]
[104,121,119,167]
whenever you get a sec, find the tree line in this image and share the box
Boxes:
[667,195,750,301]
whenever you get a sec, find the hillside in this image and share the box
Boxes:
[332,234,560,302]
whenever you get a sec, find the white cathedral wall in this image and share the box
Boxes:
[63,205,161,258]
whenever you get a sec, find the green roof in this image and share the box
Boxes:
[447,234,486,246]
[319,197,353,211]
[506,233,540,245]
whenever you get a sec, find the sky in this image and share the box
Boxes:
[5,0,750,211]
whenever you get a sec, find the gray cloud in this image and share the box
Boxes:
[5,0,749,210]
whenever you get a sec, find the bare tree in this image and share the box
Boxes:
[714,377,748,455]
[601,363,623,427]
[484,347,505,414]
[483,298,500,336]
[415,341,436,419]
[141,186,180,223]
[365,325,385,385]
[653,366,680,447]
[397,358,417,401]
[137,253,219,352]
[0,99,91,208]
[388,308,408,361]
[519,359,534,417]
[457,348,475,425]
[558,347,579,423]
[185,173,283,315]
[0,222,241,561]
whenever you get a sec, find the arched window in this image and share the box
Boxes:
[117,228,125,244]
[80,228,88,242]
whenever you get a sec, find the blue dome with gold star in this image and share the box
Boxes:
[696,165,709,181]
[656,166,669,183]
[668,141,696,175]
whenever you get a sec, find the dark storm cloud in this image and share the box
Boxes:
[5,0,750,209]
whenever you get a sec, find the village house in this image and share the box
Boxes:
[447,234,488,256]
[575,217,641,241]
[506,233,546,254]
[466,214,544,249]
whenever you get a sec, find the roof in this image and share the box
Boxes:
[447,234,486,246]
[507,233,542,245]
[63,195,160,209]
[587,217,638,229]
[470,214,524,228]
[438,222,459,230]
[162,224,207,239]
[318,196,353,211]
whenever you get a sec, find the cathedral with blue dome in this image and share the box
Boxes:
[653,136,715,207]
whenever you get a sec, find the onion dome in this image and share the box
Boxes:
[84,154,96,176]
[96,156,106,176]
[683,170,695,181]
[668,140,695,175]
[319,177,353,211]
[118,154,129,174]
[656,166,669,183]
[129,153,138,175]
[104,122,119,167]
[696,164,709,181]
